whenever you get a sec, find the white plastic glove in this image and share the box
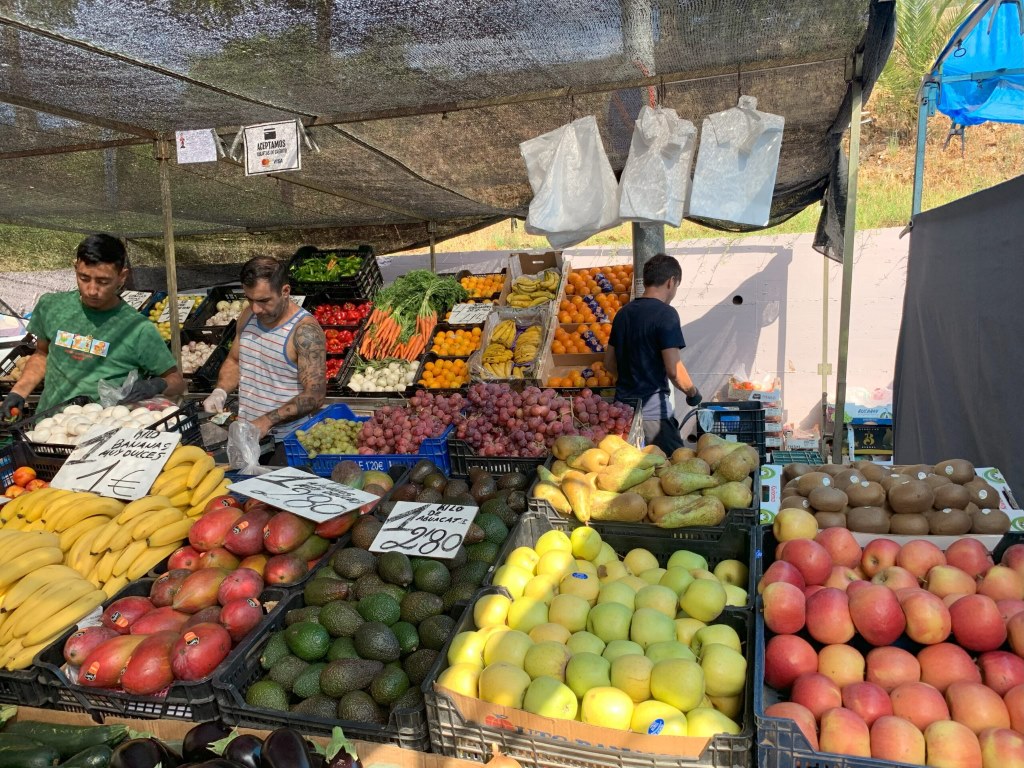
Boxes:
[203,388,227,413]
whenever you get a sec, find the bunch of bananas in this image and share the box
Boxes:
[483,360,513,378]
[508,269,560,307]
[491,319,517,348]
[483,343,514,364]
[513,325,543,364]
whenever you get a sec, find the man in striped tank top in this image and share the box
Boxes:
[203,257,326,447]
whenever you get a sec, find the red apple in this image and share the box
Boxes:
[819,707,871,757]
[924,720,982,768]
[848,583,906,646]
[979,565,1024,602]
[846,580,871,598]
[998,599,1024,623]
[765,702,819,750]
[791,673,843,721]
[1004,684,1024,733]
[901,589,952,645]
[871,566,919,592]
[891,681,950,731]
[862,539,901,578]
[949,594,1007,652]
[918,643,983,692]
[818,644,865,688]
[815,527,862,569]
[1007,611,1024,657]
[978,727,1024,768]
[841,681,892,726]
[765,634,819,691]
[805,588,856,645]
[946,682,1011,735]
[1002,544,1024,581]
[926,565,978,599]
[782,539,833,587]
[943,593,969,608]
[946,538,995,579]
[758,560,806,593]
[804,585,824,598]
[870,716,926,765]
[866,646,920,692]
[897,540,946,580]
[824,566,861,591]
[979,652,1024,696]
[763,581,806,635]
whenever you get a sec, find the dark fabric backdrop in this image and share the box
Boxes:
[894,173,1024,497]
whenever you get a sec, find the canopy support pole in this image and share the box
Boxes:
[821,255,830,445]
[155,137,182,370]
[911,82,937,217]
[831,64,863,463]
[632,223,664,295]
[428,220,437,272]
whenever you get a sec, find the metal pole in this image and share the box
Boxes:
[821,256,830,445]
[632,223,664,294]
[911,83,933,217]
[428,220,437,273]
[155,137,182,369]
[832,74,863,464]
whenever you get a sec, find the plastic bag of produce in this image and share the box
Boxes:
[689,95,785,227]
[618,106,697,226]
[97,370,138,408]
[469,306,550,382]
[521,115,620,248]
[227,419,273,476]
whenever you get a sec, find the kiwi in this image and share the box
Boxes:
[796,472,832,496]
[905,465,935,480]
[926,508,972,535]
[933,483,970,510]
[847,506,890,533]
[964,479,1001,509]
[808,486,848,513]
[782,463,815,482]
[820,464,846,477]
[889,514,930,535]
[814,511,847,529]
[832,469,863,491]
[845,481,886,508]
[783,479,802,494]
[880,473,913,493]
[853,462,888,483]
[965,502,980,516]
[888,480,935,514]
[921,474,952,490]
[780,495,811,511]
[971,508,1011,534]
[934,458,975,485]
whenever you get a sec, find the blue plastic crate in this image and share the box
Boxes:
[283,403,453,476]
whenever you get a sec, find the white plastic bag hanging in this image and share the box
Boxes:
[618,106,697,226]
[227,420,273,476]
[689,96,785,227]
[520,115,620,247]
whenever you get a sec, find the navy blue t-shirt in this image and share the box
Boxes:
[610,297,686,419]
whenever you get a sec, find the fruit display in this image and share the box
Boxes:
[147,296,194,342]
[507,269,560,308]
[207,297,248,325]
[532,432,757,527]
[480,320,543,379]
[455,384,635,458]
[760,526,1024,766]
[546,361,615,389]
[551,323,611,354]
[780,458,1009,535]
[296,418,363,458]
[312,300,372,328]
[356,393,463,454]
[181,340,217,375]
[460,273,505,298]
[3,466,48,498]
[22,401,182,445]
[324,329,357,356]
[431,327,483,357]
[565,264,634,297]
[344,358,419,393]
[418,359,469,390]
[434,525,748,738]
[0,352,28,384]
[444,298,495,322]
[556,293,624,324]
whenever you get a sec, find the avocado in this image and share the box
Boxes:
[390,483,420,502]
[442,479,470,502]
[268,654,309,692]
[246,680,289,711]
[357,593,402,625]
[463,523,486,545]
[391,686,425,712]
[260,632,291,670]
[377,552,414,587]
[379,583,409,604]
[415,488,443,504]
[292,694,338,719]
[467,467,492,485]
[319,658,385,698]
[446,546,468,570]
[329,548,376,582]
[318,600,365,638]
[303,578,351,607]
[418,614,456,651]
[353,573,390,601]
[390,621,420,655]
[422,473,447,492]
[284,622,331,662]
[353,622,402,662]
[351,517,383,550]
[498,471,529,491]
[470,476,498,502]
[408,459,438,485]
[328,636,360,661]
[473,512,509,545]
[330,460,365,489]
[369,665,410,706]
[399,591,444,625]
[506,490,527,514]
[480,496,516,528]
[312,567,345,581]
[413,561,451,595]
[388,465,408,482]
[467,541,500,565]
[452,560,489,586]
[442,582,479,612]
[337,690,387,725]
[292,662,327,699]
[403,648,440,686]
[449,492,478,507]
[285,605,321,627]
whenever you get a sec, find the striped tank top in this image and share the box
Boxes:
[238,308,311,440]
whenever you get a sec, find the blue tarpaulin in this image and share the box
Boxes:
[933,0,1024,126]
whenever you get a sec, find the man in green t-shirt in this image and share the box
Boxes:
[1,234,185,417]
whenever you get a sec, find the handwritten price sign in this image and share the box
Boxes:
[369,501,477,559]
[227,467,380,522]
[158,295,200,323]
[448,303,493,325]
[50,425,181,500]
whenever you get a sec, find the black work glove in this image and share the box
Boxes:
[685,389,703,407]
[1,393,24,422]
[118,377,168,405]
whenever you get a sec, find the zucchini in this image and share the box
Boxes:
[60,744,113,768]
[0,734,45,748]
[0,743,60,768]
[3,723,126,760]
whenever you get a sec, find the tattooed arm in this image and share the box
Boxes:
[251,318,327,438]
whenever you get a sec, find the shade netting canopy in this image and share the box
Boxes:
[0,0,893,261]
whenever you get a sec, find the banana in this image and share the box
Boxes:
[147,518,194,548]
[131,507,185,541]
[168,490,192,508]
[112,539,149,577]
[58,516,109,552]
[68,526,106,573]
[91,518,126,554]
[190,467,225,506]
[5,635,63,670]
[186,454,215,490]
[0,493,31,523]
[151,466,191,498]
[186,483,231,518]
[126,543,181,581]
[2,516,27,532]
[22,520,46,532]
[8,578,96,639]
[0,531,61,564]
[105,518,141,554]
[162,445,209,471]
[17,488,62,523]
[116,494,175,525]
[0,546,63,590]
[40,493,96,529]
[22,589,106,647]
[76,552,102,583]
[101,574,129,599]
[50,497,124,532]
[2,565,83,613]
[93,549,119,585]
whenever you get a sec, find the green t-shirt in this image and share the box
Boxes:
[27,291,177,411]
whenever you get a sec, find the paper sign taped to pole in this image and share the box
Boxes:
[243,121,301,176]
[175,129,220,164]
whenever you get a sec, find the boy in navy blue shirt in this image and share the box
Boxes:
[605,253,701,453]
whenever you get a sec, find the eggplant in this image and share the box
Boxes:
[260,729,313,768]
[194,761,248,768]
[324,727,362,768]
[224,735,262,768]
[183,722,232,763]
[111,738,181,768]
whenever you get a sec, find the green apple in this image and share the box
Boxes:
[565,652,611,698]
[592,542,618,567]
[567,630,606,656]
[708,693,743,719]
[699,643,747,697]
[645,640,696,664]
[436,662,482,698]
[506,546,540,574]
[650,658,705,712]
[586,601,632,643]
[639,567,667,585]
[548,593,591,633]
[536,549,576,579]
[473,594,511,628]
[713,559,749,587]
[667,550,708,572]
[523,641,572,681]
[492,564,532,598]
[559,571,600,605]
[597,561,629,583]
[535,529,572,557]
[723,584,748,607]
[660,567,696,595]
[483,629,533,668]
[570,526,603,560]
[623,548,658,575]
[602,639,644,662]
[657,715,690,736]
[573,559,598,580]
[630,607,676,650]
[635,584,679,619]
[679,579,727,623]
[618,575,649,592]
[685,707,740,736]
[507,597,549,634]
[598,580,636,610]
[523,675,578,720]
[674,618,707,645]
[447,631,486,667]
[691,569,718,581]
[630,700,684,734]
[581,686,634,730]
[610,653,654,702]
[690,624,741,655]
[478,662,532,708]
[523,574,558,604]
[529,622,571,645]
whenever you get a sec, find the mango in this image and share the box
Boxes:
[553,436,595,461]
[531,482,572,516]
[659,466,719,496]
[595,464,654,493]
[262,512,316,554]
[172,568,231,613]
[330,460,365,489]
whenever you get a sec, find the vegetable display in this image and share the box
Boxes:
[290,255,363,282]
[181,341,217,375]
[344,358,418,393]
[324,329,356,355]
[24,402,180,445]
[312,302,371,328]
[208,299,248,326]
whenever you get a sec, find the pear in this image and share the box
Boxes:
[652,497,727,529]
[659,465,719,496]
[531,482,573,516]
[595,464,654,493]
[716,445,759,482]
[702,481,753,510]
[561,471,595,522]
[598,434,631,455]
[590,492,647,522]
[553,436,595,461]
[568,448,611,473]
[631,477,666,503]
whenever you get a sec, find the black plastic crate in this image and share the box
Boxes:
[186,286,246,331]
[139,291,204,326]
[0,440,64,488]
[179,327,232,380]
[0,343,36,397]
[415,354,470,393]
[423,586,754,768]
[305,295,372,331]
[35,578,289,721]
[189,322,236,394]
[288,246,382,301]
[696,401,766,464]
[213,591,432,750]
[448,439,548,479]
[337,354,425,399]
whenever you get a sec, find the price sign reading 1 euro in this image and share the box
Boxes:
[368,501,477,559]
[447,303,493,325]
[50,425,182,500]
[227,467,379,522]
[158,295,200,323]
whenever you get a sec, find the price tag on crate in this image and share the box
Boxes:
[228,466,379,522]
[120,291,152,310]
[158,296,200,323]
[368,501,477,559]
[448,303,493,325]
[290,295,306,307]
[50,425,182,500]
